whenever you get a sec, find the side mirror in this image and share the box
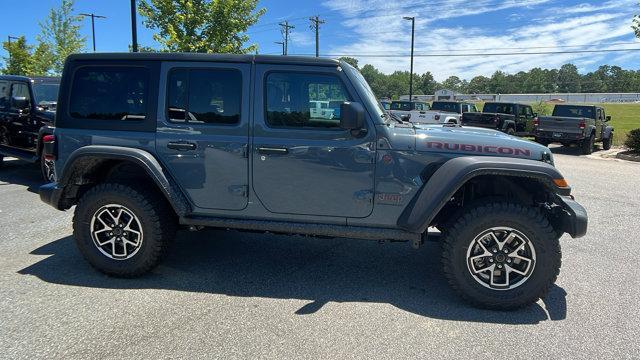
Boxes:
[340,102,365,130]
[401,114,411,122]
[11,96,29,111]
[605,116,611,122]
[533,112,538,117]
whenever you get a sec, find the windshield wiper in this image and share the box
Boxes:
[383,111,405,124]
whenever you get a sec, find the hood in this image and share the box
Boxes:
[412,125,552,163]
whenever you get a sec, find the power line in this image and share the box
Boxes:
[309,15,325,57]
[286,47,640,58]
[79,13,107,52]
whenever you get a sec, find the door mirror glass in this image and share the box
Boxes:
[11,96,29,110]
[340,102,365,130]
[605,115,611,122]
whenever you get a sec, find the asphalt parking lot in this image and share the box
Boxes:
[1,148,639,359]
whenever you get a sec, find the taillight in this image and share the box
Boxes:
[42,134,56,161]
[579,120,586,130]
[533,117,539,127]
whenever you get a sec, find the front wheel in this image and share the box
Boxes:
[602,136,612,150]
[441,202,561,310]
[73,183,177,277]
[506,127,516,136]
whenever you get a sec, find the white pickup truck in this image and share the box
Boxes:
[389,100,478,125]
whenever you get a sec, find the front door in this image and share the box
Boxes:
[156,62,250,211]
[7,81,33,149]
[251,64,376,218]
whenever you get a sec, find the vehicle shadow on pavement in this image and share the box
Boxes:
[19,230,567,325]
[548,144,601,156]
[0,159,44,194]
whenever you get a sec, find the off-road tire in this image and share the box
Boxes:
[0,155,4,168]
[441,202,561,310]
[581,134,595,155]
[73,182,177,277]
[602,136,612,150]
[535,138,549,147]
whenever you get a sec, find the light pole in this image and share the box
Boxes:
[403,16,415,102]
[130,0,138,52]
[274,41,285,55]
[7,36,19,64]
[79,13,106,52]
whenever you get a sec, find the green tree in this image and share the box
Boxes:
[556,64,581,92]
[139,0,266,53]
[38,0,86,74]
[467,76,490,94]
[32,42,55,76]
[440,76,463,92]
[1,36,33,75]
[338,57,359,69]
[418,72,437,95]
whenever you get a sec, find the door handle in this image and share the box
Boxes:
[167,141,197,151]
[258,147,288,155]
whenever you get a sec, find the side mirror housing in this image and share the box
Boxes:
[605,115,611,122]
[533,112,538,117]
[340,102,365,130]
[11,96,29,111]
[401,114,411,122]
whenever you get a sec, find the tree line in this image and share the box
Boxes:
[339,57,640,99]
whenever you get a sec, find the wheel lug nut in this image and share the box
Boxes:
[489,258,494,263]
[507,259,512,263]
[492,249,498,253]
[503,249,509,253]
[497,264,503,269]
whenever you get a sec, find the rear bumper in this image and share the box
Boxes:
[535,130,585,141]
[39,182,65,210]
[556,195,588,238]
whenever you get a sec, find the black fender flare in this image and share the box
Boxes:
[35,125,55,156]
[56,145,190,216]
[397,156,570,233]
[603,126,614,140]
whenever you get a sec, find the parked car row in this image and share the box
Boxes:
[0,75,60,181]
[379,98,614,154]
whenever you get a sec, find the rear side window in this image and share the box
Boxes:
[167,68,242,125]
[265,72,350,129]
[0,81,10,111]
[69,66,149,120]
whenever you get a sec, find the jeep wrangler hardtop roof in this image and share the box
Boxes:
[66,52,341,67]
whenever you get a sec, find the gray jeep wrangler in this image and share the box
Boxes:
[40,53,587,310]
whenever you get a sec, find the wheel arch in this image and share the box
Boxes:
[397,156,570,234]
[56,145,190,217]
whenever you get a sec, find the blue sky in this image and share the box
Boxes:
[1,0,638,81]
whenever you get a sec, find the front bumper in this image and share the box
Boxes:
[555,195,588,238]
[39,182,65,210]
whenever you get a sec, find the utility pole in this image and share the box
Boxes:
[274,41,285,56]
[403,16,415,102]
[7,35,19,64]
[309,16,325,57]
[79,13,106,52]
[130,0,138,52]
[278,21,294,55]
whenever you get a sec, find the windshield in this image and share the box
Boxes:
[552,105,594,118]
[390,101,412,111]
[431,101,460,113]
[341,63,385,119]
[32,83,60,104]
[483,103,515,115]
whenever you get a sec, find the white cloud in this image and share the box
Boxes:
[322,0,639,80]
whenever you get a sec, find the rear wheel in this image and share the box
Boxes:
[581,134,595,155]
[73,182,176,277]
[602,136,612,150]
[441,202,561,310]
[0,155,4,168]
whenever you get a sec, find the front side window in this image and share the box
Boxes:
[167,68,242,125]
[69,66,149,120]
[265,72,350,128]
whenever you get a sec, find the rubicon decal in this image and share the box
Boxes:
[425,141,531,157]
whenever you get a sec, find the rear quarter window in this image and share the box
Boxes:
[69,66,149,121]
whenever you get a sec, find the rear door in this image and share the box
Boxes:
[595,108,604,140]
[155,62,250,211]
[251,64,376,218]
